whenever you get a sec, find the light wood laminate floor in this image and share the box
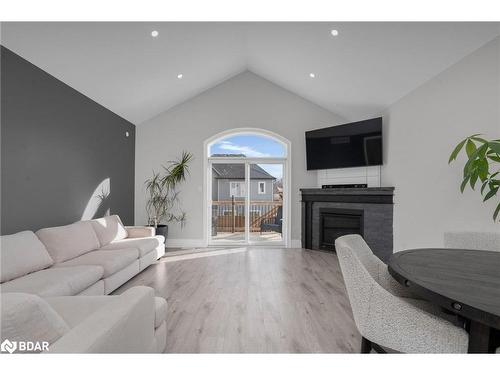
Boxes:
[114,247,360,353]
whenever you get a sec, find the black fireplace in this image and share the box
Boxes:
[319,208,364,250]
[300,187,394,262]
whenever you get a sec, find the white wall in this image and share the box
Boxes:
[136,38,499,251]
[382,37,500,251]
[135,71,345,246]
[317,166,381,187]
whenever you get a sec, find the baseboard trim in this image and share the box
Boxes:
[165,239,207,248]
[166,238,302,249]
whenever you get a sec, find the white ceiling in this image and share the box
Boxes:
[2,22,499,124]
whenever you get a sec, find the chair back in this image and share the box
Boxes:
[336,234,470,354]
[334,234,384,334]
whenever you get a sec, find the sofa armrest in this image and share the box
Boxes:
[125,226,155,238]
[47,286,156,353]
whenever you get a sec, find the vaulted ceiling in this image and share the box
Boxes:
[2,22,499,124]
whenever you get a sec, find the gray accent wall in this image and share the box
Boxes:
[1,46,136,234]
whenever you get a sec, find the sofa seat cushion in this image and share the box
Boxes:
[1,293,70,349]
[1,231,54,283]
[36,221,101,263]
[89,215,128,247]
[0,266,103,297]
[100,236,164,257]
[45,295,111,328]
[53,249,139,278]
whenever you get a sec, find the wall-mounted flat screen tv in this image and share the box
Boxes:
[305,117,383,170]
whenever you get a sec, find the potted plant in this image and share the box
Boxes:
[449,134,500,221]
[145,151,193,237]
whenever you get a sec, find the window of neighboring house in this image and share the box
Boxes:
[230,181,246,197]
[258,181,266,194]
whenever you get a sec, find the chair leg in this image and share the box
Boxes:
[361,336,372,353]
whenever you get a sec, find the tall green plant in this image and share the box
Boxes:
[449,134,500,221]
[145,151,193,227]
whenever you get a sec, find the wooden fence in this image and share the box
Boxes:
[212,199,282,233]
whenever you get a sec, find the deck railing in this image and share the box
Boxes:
[211,199,282,233]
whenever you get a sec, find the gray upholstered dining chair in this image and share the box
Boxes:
[335,234,469,353]
[444,231,500,252]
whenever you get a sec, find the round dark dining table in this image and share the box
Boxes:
[388,248,500,353]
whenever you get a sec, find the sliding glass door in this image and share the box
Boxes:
[206,131,288,247]
[248,163,284,244]
[209,160,285,246]
[210,162,247,244]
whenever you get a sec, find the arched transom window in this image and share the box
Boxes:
[209,134,287,158]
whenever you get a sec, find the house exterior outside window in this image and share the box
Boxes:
[212,163,275,201]
[258,181,266,194]
[230,181,246,198]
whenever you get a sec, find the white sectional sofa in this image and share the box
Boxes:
[0,215,167,353]
[0,215,165,296]
[1,286,167,353]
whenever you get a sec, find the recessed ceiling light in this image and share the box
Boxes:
[330,29,339,36]
[309,73,316,78]
[151,30,159,37]
[177,73,183,79]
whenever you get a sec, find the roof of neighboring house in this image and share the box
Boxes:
[212,163,275,180]
[211,153,246,158]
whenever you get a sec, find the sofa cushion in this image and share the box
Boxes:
[100,236,164,257]
[45,295,112,328]
[0,266,104,297]
[103,260,140,294]
[78,280,105,296]
[1,293,70,350]
[53,249,139,277]
[89,215,128,247]
[1,231,54,283]
[36,221,100,263]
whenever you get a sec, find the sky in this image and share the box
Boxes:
[210,135,285,178]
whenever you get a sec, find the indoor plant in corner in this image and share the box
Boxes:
[449,134,500,221]
[145,151,193,237]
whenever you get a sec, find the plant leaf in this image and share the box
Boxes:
[469,171,479,190]
[449,138,467,163]
[488,141,500,155]
[477,158,489,182]
[470,136,488,144]
[477,143,489,158]
[480,180,489,195]
[460,175,470,193]
[483,186,498,202]
[465,139,477,158]
[494,202,500,222]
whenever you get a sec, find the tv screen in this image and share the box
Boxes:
[305,117,383,170]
